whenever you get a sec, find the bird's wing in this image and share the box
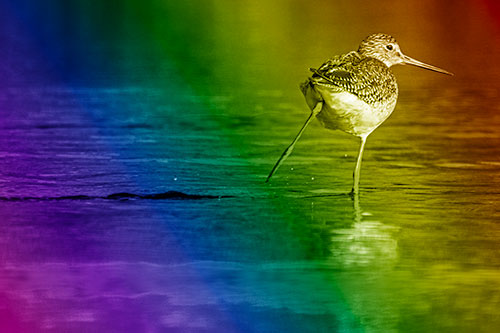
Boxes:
[310,52,397,105]
[310,52,357,87]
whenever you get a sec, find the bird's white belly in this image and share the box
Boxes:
[319,91,382,135]
[304,84,393,136]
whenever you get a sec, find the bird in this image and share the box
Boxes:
[265,33,452,194]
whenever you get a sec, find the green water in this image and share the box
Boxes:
[159,83,500,332]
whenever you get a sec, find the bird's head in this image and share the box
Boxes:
[358,33,453,75]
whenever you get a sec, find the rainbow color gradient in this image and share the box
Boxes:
[1,1,500,332]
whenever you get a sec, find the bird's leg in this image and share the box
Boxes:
[351,134,368,194]
[266,102,323,182]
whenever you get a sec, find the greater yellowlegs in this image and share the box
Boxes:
[266,33,452,193]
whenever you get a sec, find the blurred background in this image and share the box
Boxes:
[1,0,500,332]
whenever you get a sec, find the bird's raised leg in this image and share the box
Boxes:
[351,134,368,194]
[266,102,323,182]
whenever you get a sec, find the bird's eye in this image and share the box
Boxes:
[386,44,393,50]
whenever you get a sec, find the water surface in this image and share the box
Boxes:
[1,1,500,332]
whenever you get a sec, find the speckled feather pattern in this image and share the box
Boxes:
[309,51,398,108]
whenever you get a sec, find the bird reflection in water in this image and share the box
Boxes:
[329,194,399,267]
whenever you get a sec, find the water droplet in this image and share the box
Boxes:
[290,167,294,171]
[311,177,315,181]
[174,177,178,181]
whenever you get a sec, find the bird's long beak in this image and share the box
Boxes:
[402,54,453,76]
